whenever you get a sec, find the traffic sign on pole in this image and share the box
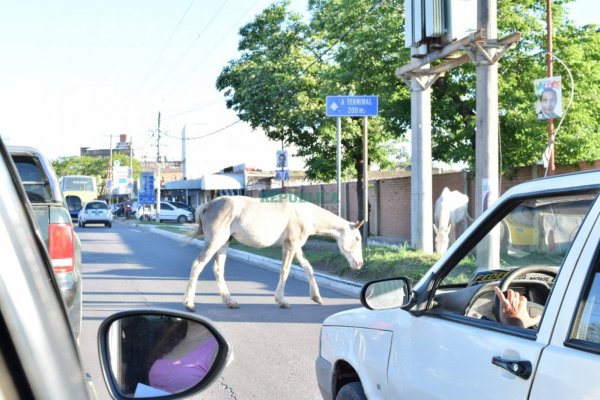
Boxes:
[326,95,379,117]
[139,171,156,204]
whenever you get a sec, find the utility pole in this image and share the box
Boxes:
[475,0,499,219]
[155,112,162,222]
[108,135,113,203]
[546,0,555,175]
[475,0,500,269]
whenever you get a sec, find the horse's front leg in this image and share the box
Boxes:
[213,244,239,308]
[295,248,322,305]
[274,247,296,308]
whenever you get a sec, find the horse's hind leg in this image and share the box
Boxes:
[212,243,239,308]
[274,247,296,308]
[182,240,224,312]
[295,248,322,305]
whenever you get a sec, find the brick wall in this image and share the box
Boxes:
[245,162,598,242]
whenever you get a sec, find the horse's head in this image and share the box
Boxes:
[433,223,451,254]
[337,220,364,269]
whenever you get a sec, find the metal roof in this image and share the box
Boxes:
[164,172,245,190]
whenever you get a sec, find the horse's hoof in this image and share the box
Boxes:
[278,302,290,309]
[184,303,196,312]
[226,302,240,309]
[312,295,323,305]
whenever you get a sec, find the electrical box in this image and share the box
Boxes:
[405,0,477,53]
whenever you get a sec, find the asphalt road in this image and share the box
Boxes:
[77,220,361,399]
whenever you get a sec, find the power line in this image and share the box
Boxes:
[145,0,231,98]
[162,120,242,141]
[167,0,385,141]
[144,0,196,83]
[163,0,262,100]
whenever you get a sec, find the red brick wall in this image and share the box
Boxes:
[245,162,598,241]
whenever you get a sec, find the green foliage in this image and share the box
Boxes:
[217,0,409,183]
[229,239,439,284]
[432,0,600,171]
[51,154,144,195]
[218,0,600,178]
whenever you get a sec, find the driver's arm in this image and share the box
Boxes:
[494,287,541,329]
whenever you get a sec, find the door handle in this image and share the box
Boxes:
[491,356,532,379]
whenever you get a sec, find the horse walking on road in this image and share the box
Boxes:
[182,195,364,310]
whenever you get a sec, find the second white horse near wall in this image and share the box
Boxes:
[434,187,470,254]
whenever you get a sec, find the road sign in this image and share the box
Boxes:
[326,95,379,117]
[139,172,155,204]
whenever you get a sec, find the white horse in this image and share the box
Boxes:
[182,194,364,310]
[433,187,469,254]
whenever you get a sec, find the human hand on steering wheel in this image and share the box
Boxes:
[494,286,541,329]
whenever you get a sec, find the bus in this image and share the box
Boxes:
[59,175,98,220]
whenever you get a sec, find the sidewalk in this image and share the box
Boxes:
[126,219,363,298]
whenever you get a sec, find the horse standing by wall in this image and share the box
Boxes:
[433,187,470,254]
[182,195,364,310]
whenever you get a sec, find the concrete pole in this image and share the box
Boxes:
[476,0,499,217]
[475,0,500,269]
[410,69,433,254]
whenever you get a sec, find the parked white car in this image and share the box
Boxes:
[78,200,113,227]
[317,170,600,400]
[151,201,193,223]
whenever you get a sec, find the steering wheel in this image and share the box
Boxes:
[492,266,558,324]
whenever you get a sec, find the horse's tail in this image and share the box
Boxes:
[179,202,211,247]
[193,202,211,238]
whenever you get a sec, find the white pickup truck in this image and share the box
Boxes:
[317,170,600,400]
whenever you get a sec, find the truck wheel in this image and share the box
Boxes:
[336,382,366,400]
[106,222,112,228]
[177,215,186,224]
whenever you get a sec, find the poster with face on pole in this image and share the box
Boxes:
[534,76,562,120]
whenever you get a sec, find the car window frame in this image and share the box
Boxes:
[413,187,600,336]
[566,244,600,354]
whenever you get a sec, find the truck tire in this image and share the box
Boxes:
[177,215,187,224]
[336,382,366,400]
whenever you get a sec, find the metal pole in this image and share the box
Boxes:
[362,117,369,243]
[336,117,342,217]
[546,0,555,175]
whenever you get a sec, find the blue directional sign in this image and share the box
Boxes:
[139,172,156,204]
[326,95,379,117]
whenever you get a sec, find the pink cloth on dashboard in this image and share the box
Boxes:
[148,338,217,393]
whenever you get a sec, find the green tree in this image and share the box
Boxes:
[52,154,143,196]
[432,0,600,172]
[217,0,409,219]
[217,0,600,215]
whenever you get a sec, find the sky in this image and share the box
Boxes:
[0,0,597,177]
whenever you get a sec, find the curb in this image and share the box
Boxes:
[143,224,362,298]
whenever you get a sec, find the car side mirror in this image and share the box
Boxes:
[98,309,232,399]
[360,277,412,310]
